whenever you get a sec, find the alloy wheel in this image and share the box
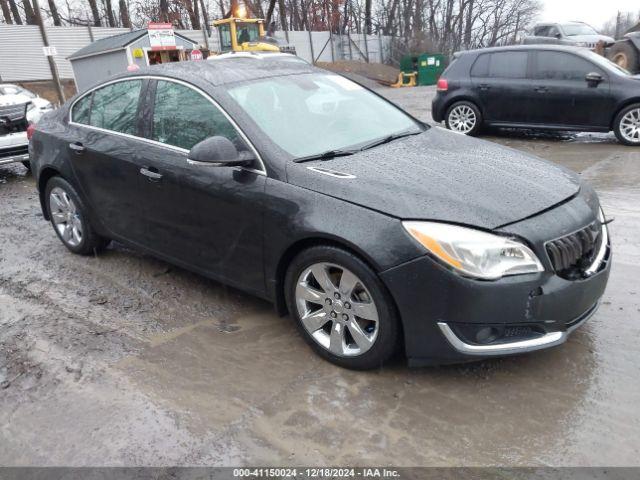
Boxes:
[295,262,379,357]
[448,105,477,134]
[619,108,640,144]
[49,186,83,247]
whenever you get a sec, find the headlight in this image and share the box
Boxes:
[403,221,544,280]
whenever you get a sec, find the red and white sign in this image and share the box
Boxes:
[148,22,176,51]
[190,49,203,61]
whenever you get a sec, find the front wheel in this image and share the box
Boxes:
[614,104,640,146]
[285,246,400,370]
[445,101,483,136]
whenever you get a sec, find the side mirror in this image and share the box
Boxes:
[554,33,562,39]
[187,136,251,167]
[585,72,603,87]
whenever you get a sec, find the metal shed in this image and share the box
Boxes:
[69,28,199,91]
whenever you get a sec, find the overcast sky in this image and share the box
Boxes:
[541,0,640,28]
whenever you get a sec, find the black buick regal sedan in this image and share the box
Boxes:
[29,58,611,369]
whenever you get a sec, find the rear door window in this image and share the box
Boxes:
[488,52,528,79]
[547,26,561,38]
[533,52,603,81]
[89,80,142,135]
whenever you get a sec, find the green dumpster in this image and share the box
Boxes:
[416,53,446,86]
[399,53,447,86]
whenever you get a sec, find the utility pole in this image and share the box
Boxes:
[32,0,65,104]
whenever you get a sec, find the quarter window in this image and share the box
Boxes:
[152,80,244,151]
[470,54,490,77]
[89,80,142,134]
[72,94,92,124]
[534,52,602,81]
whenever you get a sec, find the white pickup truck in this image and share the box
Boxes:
[0,84,53,170]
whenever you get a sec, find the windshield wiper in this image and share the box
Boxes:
[293,149,357,163]
[358,130,422,152]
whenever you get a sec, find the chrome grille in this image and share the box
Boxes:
[546,222,603,279]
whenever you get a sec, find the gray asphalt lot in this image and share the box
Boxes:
[0,85,638,466]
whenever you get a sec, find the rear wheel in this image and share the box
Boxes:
[285,246,400,370]
[45,176,110,254]
[608,41,639,73]
[445,101,483,136]
[614,104,640,146]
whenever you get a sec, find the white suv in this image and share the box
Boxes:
[0,84,53,169]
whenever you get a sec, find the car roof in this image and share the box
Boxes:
[534,21,588,26]
[111,57,318,88]
[209,52,306,62]
[457,44,593,57]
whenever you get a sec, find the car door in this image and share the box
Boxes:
[66,79,150,243]
[471,51,532,124]
[136,78,267,294]
[528,51,614,128]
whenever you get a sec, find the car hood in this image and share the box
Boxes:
[285,128,581,230]
[566,34,614,43]
[0,93,31,107]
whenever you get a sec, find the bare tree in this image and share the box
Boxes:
[103,0,116,26]
[184,0,201,28]
[21,0,36,23]
[119,0,131,27]
[199,0,211,34]
[46,0,61,24]
[1,0,13,23]
[87,0,102,25]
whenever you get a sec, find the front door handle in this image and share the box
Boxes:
[140,167,163,181]
[479,83,491,91]
[69,142,86,154]
[534,86,549,93]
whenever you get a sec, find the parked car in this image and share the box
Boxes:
[1,84,53,169]
[29,59,610,369]
[522,22,614,50]
[432,45,640,146]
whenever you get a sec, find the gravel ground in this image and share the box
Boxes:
[0,85,639,467]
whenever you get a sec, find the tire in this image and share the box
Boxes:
[22,161,31,172]
[613,103,640,146]
[44,176,110,255]
[445,100,483,136]
[284,245,400,370]
[607,41,639,73]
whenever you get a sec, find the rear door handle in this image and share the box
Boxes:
[140,166,163,181]
[534,86,549,93]
[479,83,491,91]
[69,142,85,154]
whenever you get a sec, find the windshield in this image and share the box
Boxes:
[562,24,598,36]
[227,73,423,158]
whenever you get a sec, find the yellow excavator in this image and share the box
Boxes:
[213,17,282,53]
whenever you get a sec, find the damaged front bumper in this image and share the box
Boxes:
[381,191,612,366]
[0,132,29,166]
